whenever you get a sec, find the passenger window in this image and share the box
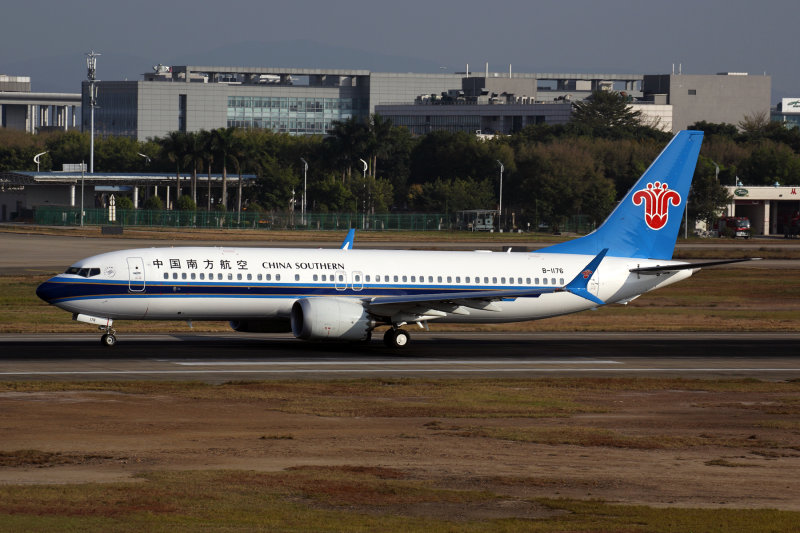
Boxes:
[559,278,564,285]
[509,277,514,284]
[492,277,497,284]
[257,274,262,281]
[173,273,178,280]
[518,277,523,284]
[437,276,442,283]
[247,274,252,281]
[295,274,300,281]
[237,274,242,280]
[465,277,470,283]
[402,275,407,282]
[191,273,196,280]
[484,277,489,284]
[447,276,452,283]
[163,273,168,280]
[393,275,398,282]
[428,276,433,283]
[366,275,371,282]
[384,275,390,282]
[355,274,360,282]
[266,274,271,281]
[313,274,318,281]
[456,276,461,283]
[535,277,540,285]
[276,274,281,281]
[526,278,531,284]
[200,273,205,280]
[411,276,416,283]
[551,278,556,285]
[337,274,343,282]
[228,273,233,280]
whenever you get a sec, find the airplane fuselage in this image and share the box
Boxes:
[38,246,691,324]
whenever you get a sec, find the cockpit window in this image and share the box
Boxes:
[64,267,101,278]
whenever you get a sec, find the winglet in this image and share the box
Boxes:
[340,229,355,250]
[563,248,608,306]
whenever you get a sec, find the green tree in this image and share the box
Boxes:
[143,195,164,210]
[570,90,644,136]
[211,127,238,210]
[689,156,733,226]
[738,140,800,185]
[176,195,197,211]
[161,131,189,206]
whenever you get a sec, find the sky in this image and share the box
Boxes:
[1,0,796,100]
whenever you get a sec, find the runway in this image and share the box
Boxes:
[1,332,798,381]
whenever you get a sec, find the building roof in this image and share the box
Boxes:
[0,171,256,187]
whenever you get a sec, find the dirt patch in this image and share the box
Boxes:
[0,383,799,513]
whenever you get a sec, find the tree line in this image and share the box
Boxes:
[2,91,799,228]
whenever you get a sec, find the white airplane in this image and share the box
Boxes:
[36,130,751,348]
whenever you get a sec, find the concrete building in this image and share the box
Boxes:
[83,66,464,141]
[77,65,772,139]
[642,73,771,131]
[0,75,81,133]
[376,71,643,135]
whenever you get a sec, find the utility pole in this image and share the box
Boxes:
[86,50,101,174]
[300,157,308,224]
[496,160,504,231]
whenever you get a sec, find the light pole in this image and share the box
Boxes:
[496,160,504,231]
[300,157,308,224]
[80,161,85,227]
[33,151,48,172]
[86,50,100,174]
[359,158,368,229]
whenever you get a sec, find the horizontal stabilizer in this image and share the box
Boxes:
[630,257,761,274]
[562,249,608,306]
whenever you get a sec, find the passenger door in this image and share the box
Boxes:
[127,257,146,292]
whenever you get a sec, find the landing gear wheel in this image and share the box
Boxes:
[100,333,117,347]
[383,328,410,348]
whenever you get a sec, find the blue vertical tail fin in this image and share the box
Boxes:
[538,130,704,260]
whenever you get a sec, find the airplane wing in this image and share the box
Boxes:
[364,249,608,320]
[630,257,761,274]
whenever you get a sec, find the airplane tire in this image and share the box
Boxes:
[384,328,410,348]
[101,333,116,347]
[383,329,396,347]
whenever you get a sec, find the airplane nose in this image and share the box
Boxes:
[36,279,58,303]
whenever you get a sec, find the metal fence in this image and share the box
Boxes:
[33,206,452,231]
[33,206,595,234]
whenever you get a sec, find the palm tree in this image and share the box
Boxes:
[198,130,215,211]
[162,131,189,208]
[211,127,237,210]
[184,131,205,204]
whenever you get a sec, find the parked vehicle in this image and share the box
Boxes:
[712,216,751,239]
[784,212,800,239]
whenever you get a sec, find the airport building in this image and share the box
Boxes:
[79,65,772,139]
[0,75,81,133]
[722,185,800,236]
[771,98,800,129]
[83,66,464,140]
[641,73,771,131]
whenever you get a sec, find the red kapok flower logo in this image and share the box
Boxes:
[631,181,681,231]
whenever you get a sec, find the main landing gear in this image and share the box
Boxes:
[383,328,410,348]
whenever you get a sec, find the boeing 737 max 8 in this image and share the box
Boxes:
[36,130,752,347]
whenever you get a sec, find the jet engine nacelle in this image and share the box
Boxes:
[229,318,292,333]
[291,298,373,341]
